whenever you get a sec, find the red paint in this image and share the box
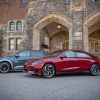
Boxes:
[24,50,100,75]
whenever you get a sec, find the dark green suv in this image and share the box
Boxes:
[0,50,48,73]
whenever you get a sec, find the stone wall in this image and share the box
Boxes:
[26,0,85,50]
[85,0,100,17]
[26,0,71,27]
[0,0,100,56]
[51,31,69,52]
[25,0,71,50]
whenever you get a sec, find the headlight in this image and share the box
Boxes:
[32,61,42,66]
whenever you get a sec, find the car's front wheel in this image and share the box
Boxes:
[90,64,100,76]
[42,64,55,78]
[0,62,11,73]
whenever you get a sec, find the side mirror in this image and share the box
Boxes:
[60,56,67,60]
[15,55,20,58]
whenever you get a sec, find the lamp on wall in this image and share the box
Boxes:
[57,24,62,29]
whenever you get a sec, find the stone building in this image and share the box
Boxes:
[0,0,28,55]
[0,0,100,57]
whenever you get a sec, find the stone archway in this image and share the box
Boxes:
[84,11,100,56]
[32,13,72,52]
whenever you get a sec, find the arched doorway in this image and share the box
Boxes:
[32,14,72,52]
[84,12,100,56]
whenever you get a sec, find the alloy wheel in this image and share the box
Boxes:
[42,64,55,78]
[90,64,100,76]
[0,62,10,73]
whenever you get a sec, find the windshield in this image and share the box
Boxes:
[49,51,63,57]
[6,51,23,57]
[5,53,16,57]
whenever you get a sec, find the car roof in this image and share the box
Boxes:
[52,49,97,58]
[53,49,88,53]
[52,49,85,53]
[18,49,47,52]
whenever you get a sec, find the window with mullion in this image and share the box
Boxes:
[9,22,15,31]
[16,38,21,50]
[9,38,15,50]
[16,21,22,31]
[21,0,28,4]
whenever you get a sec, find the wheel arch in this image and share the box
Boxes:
[87,62,100,70]
[43,62,57,72]
[0,59,13,69]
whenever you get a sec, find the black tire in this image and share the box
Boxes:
[90,64,100,76]
[0,62,11,73]
[42,64,55,78]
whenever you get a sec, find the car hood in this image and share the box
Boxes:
[0,55,13,60]
[25,56,57,65]
[25,58,41,65]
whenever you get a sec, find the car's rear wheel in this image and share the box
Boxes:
[90,64,100,76]
[0,62,11,73]
[42,64,55,78]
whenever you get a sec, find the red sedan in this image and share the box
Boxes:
[24,50,100,78]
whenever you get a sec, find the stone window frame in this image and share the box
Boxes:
[70,0,85,11]
[16,21,23,31]
[9,21,15,32]
[9,38,15,50]
[21,0,28,4]
[16,38,22,50]
[7,36,22,52]
[7,20,24,32]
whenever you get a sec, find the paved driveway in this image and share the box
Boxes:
[0,72,100,100]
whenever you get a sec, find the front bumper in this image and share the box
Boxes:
[24,65,34,72]
[28,71,37,74]
[24,64,43,75]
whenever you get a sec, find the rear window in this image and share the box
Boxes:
[75,52,92,58]
[31,51,48,58]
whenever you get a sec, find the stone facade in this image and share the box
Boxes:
[0,0,100,57]
[0,0,28,55]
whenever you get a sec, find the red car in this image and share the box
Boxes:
[24,50,100,78]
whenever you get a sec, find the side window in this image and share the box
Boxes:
[65,51,75,57]
[75,52,92,58]
[31,51,46,58]
[18,51,30,57]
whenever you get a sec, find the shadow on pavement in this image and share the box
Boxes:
[23,72,93,79]
[0,71,99,79]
